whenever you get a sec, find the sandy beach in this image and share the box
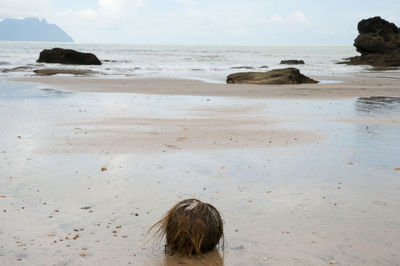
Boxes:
[1,73,400,265]
[10,71,400,99]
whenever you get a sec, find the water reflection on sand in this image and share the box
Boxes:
[1,80,400,265]
[356,96,400,115]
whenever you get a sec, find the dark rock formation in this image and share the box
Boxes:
[226,67,318,85]
[34,69,96,76]
[37,48,102,65]
[343,17,400,67]
[280,60,305,65]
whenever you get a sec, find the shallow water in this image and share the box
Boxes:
[0,80,400,265]
[0,42,366,82]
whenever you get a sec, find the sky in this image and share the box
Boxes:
[0,0,399,45]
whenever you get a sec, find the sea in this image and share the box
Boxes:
[0,42,368,83]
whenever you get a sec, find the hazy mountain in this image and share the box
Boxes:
[0,18,73,42]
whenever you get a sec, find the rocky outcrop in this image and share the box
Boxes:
[34,69,96,76]
[226,67,318,85]
[343,17,400,67]
[37,48,102,65]
[280,60,305,65]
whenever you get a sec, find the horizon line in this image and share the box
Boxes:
[0,40,354,46]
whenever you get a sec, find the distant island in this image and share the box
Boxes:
[0,18,73,42]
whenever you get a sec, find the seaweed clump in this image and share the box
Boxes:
[149,199,224,256]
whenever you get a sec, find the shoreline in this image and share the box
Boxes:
[7,71,400,99]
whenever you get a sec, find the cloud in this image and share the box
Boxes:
[95,0,145,17]
[269,15,284,23]
[269,10,310,25]
[79,9,97,20]
[55,0,146,21]
[135,0,146,7]
[98,0,145,14]
[387,15,400,26]
[291,11,307,22]
[48,0,147,41]
[0,0,51,18]
[175,0,197,5]
[98,0,124,13]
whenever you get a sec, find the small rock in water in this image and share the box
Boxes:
[280,59,305,65]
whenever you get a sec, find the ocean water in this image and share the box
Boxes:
[0,42,366,83]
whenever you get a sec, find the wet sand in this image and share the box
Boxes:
[1,76,400,265]
[9,71,400,99]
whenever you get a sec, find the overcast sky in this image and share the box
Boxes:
[0,0,399,44]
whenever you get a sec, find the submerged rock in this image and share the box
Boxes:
[342,17,400,67]
[226,67,318,85]
[37,48,102,65]
[34,69,96,76]
[230,66,255,70]
[280,60,305,65]
[1,66,33,73]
